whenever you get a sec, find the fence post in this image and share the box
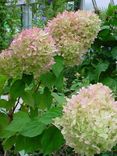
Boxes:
[22,3,32,29]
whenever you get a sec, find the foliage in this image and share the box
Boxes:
[0,0,21,51]
[62,5,117,155]
[67,4,117,98]
[0,56,65,155]
[0,0,7,51]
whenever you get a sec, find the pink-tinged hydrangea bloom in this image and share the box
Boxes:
[55,83,117,156]
[0,28,56,78]
[46,10,101,66]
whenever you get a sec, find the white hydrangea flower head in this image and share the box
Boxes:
[0,28,56,79]
[55,83,117,156]
[47,10,101,66]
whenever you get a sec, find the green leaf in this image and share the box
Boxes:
[0,98,15,110]
[0,75,7,94]
[20,106,63,138]
[87,70,97,82]
[52,92,66,105]
[3,136,16,150]
[0,130,15,139]
[6,111,31,133]
[54,72,64,91]
[3,78,12,94]
[10,80,25,98]
[39,107,62,125]
[21,119,46,137]
[22,74,33,85]
[102,77,117,91]
[111,47,117,59]
[15,135,41,153]
[40,72,56,88]
[0,99,9,109]
[96,61,109,72]
[22,91,34,108]
[0,113,9,130]
[52,56,64,77]
[41,126,64,154]
[43,87,53,109]
[95,61,109,81]
[99,28,110,41]
[101,152,110,156]
[34,87,53,109]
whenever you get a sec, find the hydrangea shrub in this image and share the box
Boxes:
[46,10,101,66]
[0,28,56,79]
[0,8,116,156]
[55,83,117,156]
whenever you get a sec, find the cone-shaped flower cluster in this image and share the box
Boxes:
[47,10,101,66]
[55,83,117,156]
[0,28,56,78]
[0,11,101,78]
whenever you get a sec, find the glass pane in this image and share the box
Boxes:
[114,0,117,4]
[95,0,111,9]
[84,0,114,10]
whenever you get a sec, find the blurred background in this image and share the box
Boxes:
[1,0,117,51]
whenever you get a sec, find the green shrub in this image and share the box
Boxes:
[0,0,20,51]
[0,4,116,156]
